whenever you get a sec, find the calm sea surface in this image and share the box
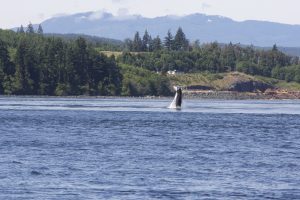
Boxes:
[0,97,300,199]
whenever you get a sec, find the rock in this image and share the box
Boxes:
[228,80,273,92]
[186,85,214,90]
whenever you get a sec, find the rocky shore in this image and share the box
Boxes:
[184,89,300,100]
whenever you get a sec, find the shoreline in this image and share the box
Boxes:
[185,90,300,100]
[1,90,300,100]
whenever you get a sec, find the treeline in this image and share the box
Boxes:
[121,28,300,83]
[2,24,300,97]
[0,26,172,96]
[45,34,124,51]
[1,26,122,96]
[0,30,121,95]
[125,27,189,52]
[16,23,124,51]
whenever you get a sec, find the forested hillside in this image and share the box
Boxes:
[1,25,300,97]
[0,25,173,96]
[44,33,124,51]
[120,29,300,83]
[0,28,123,96]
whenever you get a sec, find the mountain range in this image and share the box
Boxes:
[29,11,300,47]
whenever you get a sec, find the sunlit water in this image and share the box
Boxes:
[0,97,300,199]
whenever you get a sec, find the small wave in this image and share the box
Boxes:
[12,161,22,164]
[30,170,42,176]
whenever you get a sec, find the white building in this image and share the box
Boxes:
[167,70,184,75]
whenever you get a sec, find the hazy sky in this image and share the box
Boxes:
[1,0,300,29]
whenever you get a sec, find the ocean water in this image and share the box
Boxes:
[0,97,300,200]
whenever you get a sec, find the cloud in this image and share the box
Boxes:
[111,0,123,3]
[88,10,106,20]
[201,2,211,10]
[117,8,129,16]
[52,13,69,18]
[112,8,141,21]
[37,13,45,20]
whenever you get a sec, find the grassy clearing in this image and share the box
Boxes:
[98,51,123,57]
[169,73,213,87]
[170,72,300,91]
[169,72,256,90]
[97,50,149,58]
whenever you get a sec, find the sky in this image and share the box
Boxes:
[1,0,300,29]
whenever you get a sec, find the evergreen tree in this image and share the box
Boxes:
[37,24,43,35]
[14,38,33,94]
[26,23,35,34]
[133,32,142,52]
[0,39,15,94]
[164,30,174,51]
[174,27,189,51]
[17,25,25,34]
[68,37,89,93]
[142,30,151,52]
[0,39,8,93]
[124,39,133,51]
[151,36,162,51]
[192,40,201,50]
[272,44,278,52]
[40,37,65,95]
[222,42,236,71]
[0,39,14,75]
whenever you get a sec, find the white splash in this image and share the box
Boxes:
[168,86,182,110]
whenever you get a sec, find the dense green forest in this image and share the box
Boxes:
[45,33,124,51]
[0,25,172,96]
[0,29,121,95]
[1,24,300,96]
[121,28,300,83]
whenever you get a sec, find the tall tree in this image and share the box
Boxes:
[14,38,34,94]
[124,39,133,51]
[17,25,25,34]
[0,39,14,75]
[26,23,35,34]
[133,32,142,52]
[164,30,174,51]
[0,39,8,93]
[174,27,189,51]
[192,40,201,50]
[151,36,162,51]
[37,24,44,35]
[222,42,236,71]
[68,37,89,93]
[142,30,151,52]
[272,44,278,52]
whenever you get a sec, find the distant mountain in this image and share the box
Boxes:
[26,11,300,47]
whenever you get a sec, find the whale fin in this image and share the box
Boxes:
[169,86,182,109]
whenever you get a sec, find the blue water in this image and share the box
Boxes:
[0,97,300,199]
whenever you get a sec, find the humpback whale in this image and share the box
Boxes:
[169,86,183,109]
